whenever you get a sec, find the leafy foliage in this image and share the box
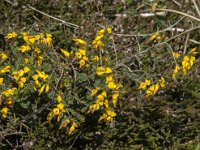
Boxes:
[0,0,200,149]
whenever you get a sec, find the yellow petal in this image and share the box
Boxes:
[57,95,62,103]
[105,67,112,74]
[60,48,70,58]
[39,85,45,95]
[45,84,50,93]
[96,67,105,76]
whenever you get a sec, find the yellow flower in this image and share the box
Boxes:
[105,67,112,74]
[57,103,65,112]
[41,33,52,46]
[37,55,44,66]
[47,112,54,122]
[182,55,195,75]
[101,91,107,97]
[138,79,151,90]
[2,88,17,96]
[34,47,41,55]
[107,81,116,89]
[149,32,159,41]
[0,53,8,60]
[0,78,4,85]
[159,77,165,88]
[88,104,100,113]
[116,82,122,90]
[0,66,10,74]
[82,56,88,61]
[96,67,105,75]
[45,84,50,93]
[92,39,104,49]
[172,64,180,79]
[92,55,99,62]
[73,38,86,48]
[90,87,100,96]
[98,109,116,122]
[18,77,27,88]
[146,83,159,98]
[5,32,17,39]
[36,70,49,81]
[19,45,31,53]
[97,29,105,36]
[96,67,112,76]
[34,79,41,88]
[104,99,109,109]
[98,113,107,122]
[106,28,112,34]
[60,48,70,58]
[190,47,197,55]
[106,75,113,83]
[78,49,86,56]
[75,52,82,59]
[24,67,30,73]
[57,95,63,103]
[68,122,78,135]
[79,59,85,68]
[189,56,195,69]
[0,107,9,118]
[32,74,39,81]
[57,112,63,122]
[53,108,60,115]
[28,36,37,44]
[112,92,119,107]
[39,85,45,95]
[106,110,116,117]
[96,94,104,101]
[145,79,151,86]
[4,98,14,107]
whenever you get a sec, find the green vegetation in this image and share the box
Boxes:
[0,0,200,149]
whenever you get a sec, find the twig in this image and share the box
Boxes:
[191,0,200,17]
[172,0,182,7]
[136,25,200,56]
[164,43,177,64]
[156,8,200,22]
[26,4,79,29]
[183,33,189,55]
[139,12,166,17]
[189,39,200,45]
[115,16,185,37]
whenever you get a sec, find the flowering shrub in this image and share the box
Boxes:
[1,1,200,149]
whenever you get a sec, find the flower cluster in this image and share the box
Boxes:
[73,38,89,68]
[47,95,78,135]
[149,32,164,42]
[88,65,122,122]
[139,77,165,98]
[0,88,17,118]
[172,47,197,79]
[32,70,50,95]
[59,119,78,135]
[5,32,17,39]
[0,66,10,74]
[0,53,8,61]
[13,67,30,88]
[47,95,65,122]
[92,28,112,49]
